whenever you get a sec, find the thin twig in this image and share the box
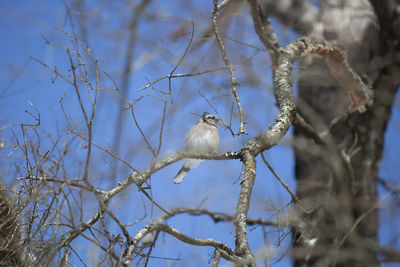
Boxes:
[212,0,247,136]
[261,153,310,213]
[135,66,229,92]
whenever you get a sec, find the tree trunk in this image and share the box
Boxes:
[292,0,400,266]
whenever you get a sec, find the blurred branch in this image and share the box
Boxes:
[302,40,374,112]
[378,178,400,204]
[293,114,325,145]
[337,188,395,249]
[260,0,318,35]
[295,99,356,185]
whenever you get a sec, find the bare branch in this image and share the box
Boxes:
[134,66,230,93]
[247,0,282,68]
[124,224,239,265]
[260,153,308,212]
[212,0,247,136]
[102,150,242,197]
[232,150,256,266]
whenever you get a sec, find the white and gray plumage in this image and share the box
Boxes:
[173,112,220,184]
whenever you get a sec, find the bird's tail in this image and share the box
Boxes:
[173,166,190,184]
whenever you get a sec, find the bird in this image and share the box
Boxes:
[173,112,220,184]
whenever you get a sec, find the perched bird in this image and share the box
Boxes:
[173,112,220,184]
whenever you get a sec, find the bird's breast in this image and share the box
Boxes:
[185,126,219,153]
